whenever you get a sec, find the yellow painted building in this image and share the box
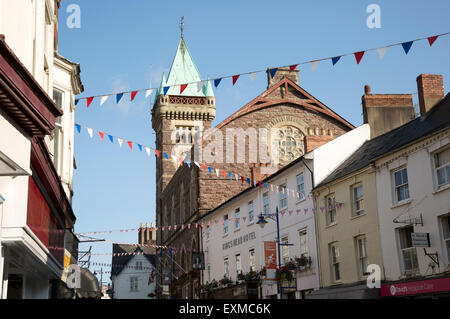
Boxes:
[312,163,384,298]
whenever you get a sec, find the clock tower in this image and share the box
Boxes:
[151,35,215,236]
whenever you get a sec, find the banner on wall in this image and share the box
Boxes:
[264,241,277,281]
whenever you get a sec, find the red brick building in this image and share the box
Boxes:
[152,36,354,298]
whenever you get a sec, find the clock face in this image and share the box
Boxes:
[278,126,304,163]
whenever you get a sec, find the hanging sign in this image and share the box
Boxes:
[264,241,277,281]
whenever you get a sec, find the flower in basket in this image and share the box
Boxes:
[219,276,233,286]
[276,266,294,282]
[237,272,246,281]
[244,270,260,281]
[285,259,297,271]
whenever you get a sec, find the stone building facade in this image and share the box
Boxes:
[152,36,355,298]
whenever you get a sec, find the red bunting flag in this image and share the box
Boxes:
[131,91,138,101]
[98,131,104,141]
[222,170,226,178]
[155,150,159,158]
[127,141,133,150]
[428,35,438,46]
[232,75,240,85]
[86,97,94,107]
[289,64,298,72]
[201,163,206,171]
[354,51,365,64]
[180,84,188,94]
[241,176,244,184]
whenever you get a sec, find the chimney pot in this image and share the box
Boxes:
[364,85,371,95]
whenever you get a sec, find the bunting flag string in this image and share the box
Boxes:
[74,201,347,238]
[74,32,450,107]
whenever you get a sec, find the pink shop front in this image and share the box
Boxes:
[380,275,450,299]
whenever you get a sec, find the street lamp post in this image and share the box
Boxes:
[257,206,287,299]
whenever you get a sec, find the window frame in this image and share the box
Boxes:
[299,229,309,258]
[263,192,269,215]
[223,214,229,235]
[234,208,240,230]
[330,242,341,282]
[397,226,419,275]
[224,257,230,278]
[325,194,337,226]
[281,235,290,264]
[392,167,410,204]
[249,248,255,272]
[355,236,368,278]
[296,172,305,200]
[235,253,242,277]
[433,147,450,189]
[352,184,365,217]
[248,200,254,224]
[279,183,287,209]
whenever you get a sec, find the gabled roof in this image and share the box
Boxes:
[162,37,213,97]
[215,76,354,130]
[111,243,156,277]
[316,93,450,189]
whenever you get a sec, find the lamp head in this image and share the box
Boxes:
[256,213,268,229]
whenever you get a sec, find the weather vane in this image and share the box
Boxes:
[180,16,184,38]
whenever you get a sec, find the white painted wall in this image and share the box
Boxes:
[309,124,371,185]
[112,255,157,299]
[375,132,450,281]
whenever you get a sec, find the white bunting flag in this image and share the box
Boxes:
[235,174,239,181]
[117,138,123,148]
[249,72,257,82]
[100,95,109,105]
[194,161,201,168]
[377,47,388,60]
[197,81,205,92]
[145,89,154,98]
[311,61,319,72]
[215,169,219,177]
[171,155,178,163]
[145,147,151,156]
[87,127,93,138]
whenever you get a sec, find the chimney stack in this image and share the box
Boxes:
[416,74,444,116]
[138,223,144,244]
[362,84,415,138]
[267,67,299,89]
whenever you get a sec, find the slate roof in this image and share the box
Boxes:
[316,93,450,189]
[111,243,156,277]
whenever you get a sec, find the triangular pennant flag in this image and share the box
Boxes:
[75,99,79,106]
[269,68,278,78]
[145,147,150,156]
[222,170,226,178]
[194,161,200,167]
[289,64,298,72]
[228,172,232,180]
[98,131,104,141]
[100,95,109,105]
[86,97,94,107]
[180,84,188,94]
[137,144,143,152]
[163,86,170,96]
[162,152,168,159]
[401,41,413,55]
[428,35,438,46]
[201,164,207,171]
[354,51,365,64]
[127,141,133,150]
[215,169,219,177]
[241,176,244,184]
[208,167,212,175]
[171,155,178,162]
[331,56,341,66]
[249,72,257,81]
[232,75,240,85]
[185,160,190,167]
[117,138,123,147]
[116,93,124,103]
[214,78,222,88]
[377,47,388,60]
[75,124,81,133]
[197,81,205,92]
[87,127,93,138]
[145,89,154,98]
[311,61,319,71]
[155,150,159,158]
[131,91,138,101]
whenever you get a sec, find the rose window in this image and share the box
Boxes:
[278,126,304,163]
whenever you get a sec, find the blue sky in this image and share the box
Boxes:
[57,0,450,282]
